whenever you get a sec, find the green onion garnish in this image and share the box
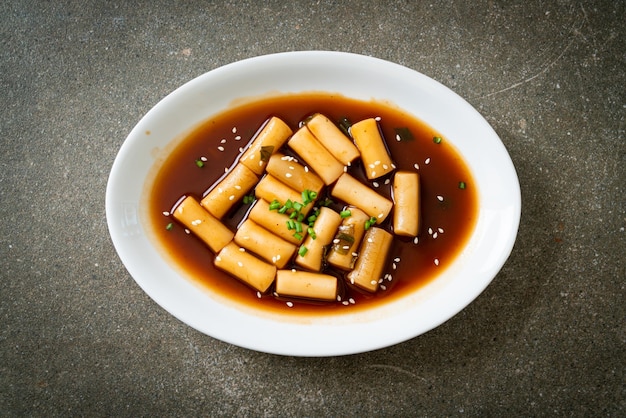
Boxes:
[459,181,466,189]
[165,222,174,231]
[269,199,281,211]
[340,210,352,218]
[433,136,442,144]
[298,246,308,257]
[195,159,204,168]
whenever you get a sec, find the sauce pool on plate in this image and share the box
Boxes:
[147,93,478,315]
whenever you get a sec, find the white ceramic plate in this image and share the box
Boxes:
[106,51,520,356]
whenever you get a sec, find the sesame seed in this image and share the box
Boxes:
[343,245,350,250]
[288,165,295,170]
[237,261,243,267]
[373,181,379,188]
[272,256,277,263]
[281,155,290,160]
[391,163,396,169]
[382,164,389,170]
[220,139,227,144]
[433,232,438,239]
[291,268,296,273]
[275,254,281,260]
[367,238,373,243]
[256,291,262,298]
[371,280,377,285]
[369,163,375,169]
[413,236,419,244]
[437,195,444,201]
[217,146,225,152]
[342,301,350,305]
[378,213,384,218]
[349,298,355,304]
[425,157,431,164]
[343,166,348,172]
[238,247,245,252]
[352,252,359,257]
[286,301,294,308]
[428,227,433,235]
[304,166,309,172]
[438,227,444,233]
[239,147,244,153]
[285,173,293,178]
[375,116,381,121]
[371,171,376,177]
[375,160,381,166]
[378,278,383,284]
[395,134,402,142]
[258,161,263,166]
[191,219,202,226]
[384,179,390,185]
[394,257,400,262]
[184,228,190,234]
[337,295,342,301]
[333,239,340,244]
[273,291,279,297]
[234,185,241,190]
[392,263,397,270]
[232,127,237,134]
[234,135,241,141]
[380,284,387,290]
[434,258,440,266]
[350,277,355,284]
[347,161,351,167]
[414,163,419,170]
[200,156,208,162]
[162,211,170,216]
[216,256,222,262]
[224,167,228,173]
[228,195,235,201]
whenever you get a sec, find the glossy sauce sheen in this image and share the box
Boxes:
[148,93,478,315]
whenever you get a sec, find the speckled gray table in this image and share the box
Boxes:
[1,1,624,416]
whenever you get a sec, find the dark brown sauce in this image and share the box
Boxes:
[148,93,478,315]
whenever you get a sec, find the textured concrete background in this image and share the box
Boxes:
[1,0,624,416]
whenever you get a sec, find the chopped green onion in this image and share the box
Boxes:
[295,221,303,233]
[301,189,317,205]
[260,145,274,162]
[340,209,352,218]
[293,232,303,241]
[459,181,466,189]
[307,214,318,225]
[433,136,442,144]
[320,197,333,207]
[364,216,377,230]
[269,199,281,211]
[297,213,305,222]
[165,222,174,231]
[289,211,297,219]
[292,201,303,212]
[286,220,296,230]
[307,227,317,239]
[242,194,255,205]
[298,246,308,257]
[195,159,204,168]
[394,127,414,142]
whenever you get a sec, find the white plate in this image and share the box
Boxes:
[106,51,520,356]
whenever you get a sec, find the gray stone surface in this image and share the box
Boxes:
[1,0,624,416]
